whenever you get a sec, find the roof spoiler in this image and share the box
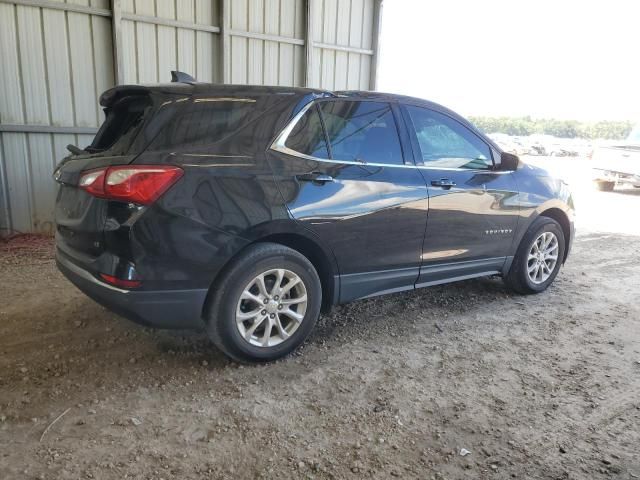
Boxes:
[171,70,196,84]
[99,85,150,107]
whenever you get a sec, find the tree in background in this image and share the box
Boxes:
[469,116,634,140]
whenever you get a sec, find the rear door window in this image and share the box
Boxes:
[318,100,404,165]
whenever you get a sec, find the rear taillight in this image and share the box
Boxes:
[78,165,183,205]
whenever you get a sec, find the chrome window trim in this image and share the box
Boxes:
[270,101,513,174]
[271,101,318,156]
[418,165,512,174]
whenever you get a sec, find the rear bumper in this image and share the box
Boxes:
[56,251,207,330]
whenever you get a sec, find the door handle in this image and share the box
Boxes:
[431,178,456,189]
[296,172,334,184]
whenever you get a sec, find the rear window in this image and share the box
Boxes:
[88,94,152,154]
[148,98,256,150]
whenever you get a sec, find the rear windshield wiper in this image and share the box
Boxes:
[84,146,104,154]
[66,144,85,155]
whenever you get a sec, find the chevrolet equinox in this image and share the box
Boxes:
[54,74,575,362]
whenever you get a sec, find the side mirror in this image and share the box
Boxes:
[498,152,520,171]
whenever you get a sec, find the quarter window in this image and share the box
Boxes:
[406,106,493,169]
[319,101,403,165]
[284,105,330,159]
[149,99,255,149]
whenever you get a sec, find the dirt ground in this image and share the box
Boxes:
[1,159,639,479]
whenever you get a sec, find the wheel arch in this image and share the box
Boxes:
[203,220,340,318]
[254,232,338,313]
[538,207,571,262]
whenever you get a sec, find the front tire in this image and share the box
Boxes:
[505,217,565,294]
[205,243,322,363]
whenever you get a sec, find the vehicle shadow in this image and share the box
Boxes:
[77,274,513,373]
[0,265,546,419]
[308,275,513,347]
[120,275,514,363]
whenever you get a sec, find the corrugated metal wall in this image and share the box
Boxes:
[227,0,306,86]
[309,0,375,90]
[0,0,382,235]
[120,0,221,84]
[0,0,113,234]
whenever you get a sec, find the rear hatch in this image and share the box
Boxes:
[54,87,163,258]
[53,84,283,265]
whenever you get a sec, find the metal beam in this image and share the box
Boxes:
[111,0,124,85]
[304,0,315,87]
[0,145,11,236]
[0,0,111,17]
[314,42,374,56]
[220,0,231,83]
[369,0,384,90]
[0,124,99,134]
[121,13,221,34]
[228,30,304,46]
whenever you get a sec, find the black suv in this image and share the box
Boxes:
[54,78,574,362]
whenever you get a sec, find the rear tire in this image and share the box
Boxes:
[594,180,615,191]
[205,243,322,363]
[505,217,565,294]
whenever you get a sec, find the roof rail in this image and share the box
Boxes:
[171,71,196,84]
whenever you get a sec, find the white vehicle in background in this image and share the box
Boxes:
[592,124,640,191]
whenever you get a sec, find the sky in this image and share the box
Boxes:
[378,0,640,121]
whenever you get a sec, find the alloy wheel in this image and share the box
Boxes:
[527,231,559,284]
[235,269,308,347]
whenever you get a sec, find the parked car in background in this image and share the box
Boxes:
[487,133,582,158]
[53,73,575,362]
[488,133,533,156]
[592,123,640,191]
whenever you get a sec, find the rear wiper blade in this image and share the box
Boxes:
[66,144,85,155]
